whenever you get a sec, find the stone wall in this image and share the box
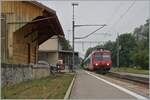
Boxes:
[32,67,50,79]
[1,63,50,86]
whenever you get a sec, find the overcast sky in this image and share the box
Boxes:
[39,0,149,58]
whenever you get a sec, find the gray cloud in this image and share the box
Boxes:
[39,0,149,58]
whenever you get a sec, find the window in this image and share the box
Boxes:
[103,55,111,60]
[95,54,103,61]
[95,53,111,61]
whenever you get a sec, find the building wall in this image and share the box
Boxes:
[1,1,42,64]
[59,52,79,67]
[39,35,65,64]
[13,30,38,64]
[47,52,58,64]
[58,39,63,50]
[38,35,59,64]
[38,52,49,62]
[38,52,58,64]
[1,13,7,63]
[39,36,58,51]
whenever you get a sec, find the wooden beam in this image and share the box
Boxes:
[24,27,34,38]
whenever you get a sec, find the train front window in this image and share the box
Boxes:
[95,54,103,61]
[103,55,111,60]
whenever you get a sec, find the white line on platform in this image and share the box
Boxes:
[85,71,148,100]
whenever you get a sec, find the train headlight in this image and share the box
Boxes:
[95,63,98,66]
[107,63,109,66]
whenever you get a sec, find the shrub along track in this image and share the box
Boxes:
[103,72,149,89]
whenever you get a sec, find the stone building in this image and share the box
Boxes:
[38,35,79,68]
[1,1,64,64]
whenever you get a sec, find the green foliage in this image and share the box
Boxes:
[84,47,94,58]
[112,67,149,75]
[80,59,84,68]
[117,33,136,67]
[131,19,149,69]
[84,19,149,70]
[131,40,149,69]
[59,37,72,50]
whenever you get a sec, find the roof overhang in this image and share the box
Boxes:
[15,1,64,45]
[39,50,79,54]
[29,1,56,14]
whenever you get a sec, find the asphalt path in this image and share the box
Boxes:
[70,70,148,99]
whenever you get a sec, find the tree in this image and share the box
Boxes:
[134,19,149,44]
[84,47,94,58]
[131,19,149,69]
[59,37,72,50]
[117,33,136,67]
[83,19,149,69]
[131,41,149,69]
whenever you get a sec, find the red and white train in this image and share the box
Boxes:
[83,48,112,72]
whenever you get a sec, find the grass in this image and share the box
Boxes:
[111,67,149,75]
[1,72,74,99]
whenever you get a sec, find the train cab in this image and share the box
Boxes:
[83,48,112,72]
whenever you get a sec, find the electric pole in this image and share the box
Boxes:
[72,3,78,71]
[71,3,106,70]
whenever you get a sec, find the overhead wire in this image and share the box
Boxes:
[75,2,125,50]
[112,0,136,28]
[75,25,106,39]
[73,1,136,52]
[108,0,136,34]
[106,2,124,25]
[73,2,122,48]
[103,2,123,37]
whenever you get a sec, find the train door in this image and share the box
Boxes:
[90,57,93,70]
[89,55,94,70]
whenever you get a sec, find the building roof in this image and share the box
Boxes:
[39,50,79,54]
[16,1,64,45]
[29,1,56,14]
